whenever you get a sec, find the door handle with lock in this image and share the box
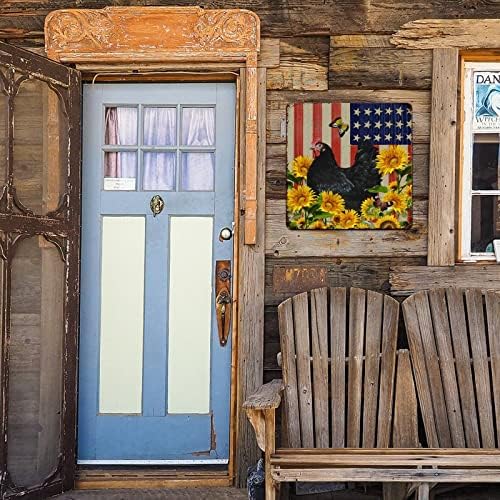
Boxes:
[215,260,232,346]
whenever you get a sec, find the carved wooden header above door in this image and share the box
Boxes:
[45,7,259,62]
[45,6,261,244]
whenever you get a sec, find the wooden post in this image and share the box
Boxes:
[264,409,277,500]
[427,48,459,266]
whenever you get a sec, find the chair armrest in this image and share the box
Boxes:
[243,379,283,410]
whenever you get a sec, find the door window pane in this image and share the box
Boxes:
[181,152,215,191]
[100,217,145,414]
[471,195,500,253]
[103,152,137,191]
[7,236,64,487]
[472,134,500,190]
[182,107,215,146]
[104,107,137,145]
[143,107,176,146]
[143,152,175,191]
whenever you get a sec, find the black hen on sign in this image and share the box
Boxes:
[307,142,355,198]
[344,141,381,203]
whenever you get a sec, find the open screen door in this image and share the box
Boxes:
[0,42,81,498]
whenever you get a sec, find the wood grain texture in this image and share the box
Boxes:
[346,288,366,448]
[243,379,283,410]
[330,287,347,448]
[3,2,500,39]
[427,48,459,266]
[329,46,432,89]
[292,292,314,448]
[362,291,383,448]
[446,288,481,448]
[310,288,329,448]
[427,288,465,447]
[278,299,301,448]
[390,264,500,296]
[268,37,329,91]
[391,19,500,49]
[485,291,500,444]
[376,295,399,448]
[235,68,266,487]
[465,289,495,448]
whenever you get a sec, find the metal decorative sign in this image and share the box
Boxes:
[286,102,413,230]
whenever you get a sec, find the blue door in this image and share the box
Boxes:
[78,83,236,463]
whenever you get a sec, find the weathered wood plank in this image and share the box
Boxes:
[427,288,465,447]
[446,288,481,448]
[412,291,452,447]
[465,289,495,448]
[258,38,280,68]
[346,288,365,448]
[391,19,500,49]
[268,37,329,91]
[485,291,500,446]
[402,295,440,447]
[390,265,500,296]
[387,350,418,499]
[235,68,266,486]
[427,48,458,266]
[330,34,393,48]
[243,379,283,410]
[278,299,301,448]
[292,292,314,448]
[310,288,329,448]
[330,287,347,448]
[362,291,383,448]
[329,46,432,89]
[376,295,399,448]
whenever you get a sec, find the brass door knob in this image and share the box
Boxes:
[150,195,165,217]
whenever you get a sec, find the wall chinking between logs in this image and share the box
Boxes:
[2,0,500,415]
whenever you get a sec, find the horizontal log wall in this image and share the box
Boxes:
[2,0,500,485]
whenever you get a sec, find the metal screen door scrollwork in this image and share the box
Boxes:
[0,42,81,499]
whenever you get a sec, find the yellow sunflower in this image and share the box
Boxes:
[360,197,377,218]
[376,146,408,176]
[291,155,313,178]
[374,213,401,229]
[287,184,316,212]
[309,220,327,229]
[403,184,412,198]
[388,181,398,190]
[319,191,345,214]
[338,209,360,229]
[382,191,408,214]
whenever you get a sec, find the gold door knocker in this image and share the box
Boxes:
[150,195,165,217]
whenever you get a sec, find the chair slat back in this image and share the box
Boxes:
[277,287,399,449]
[402,287,500,448]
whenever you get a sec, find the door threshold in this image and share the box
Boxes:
[78,459,228,465]
[76,464,232,490]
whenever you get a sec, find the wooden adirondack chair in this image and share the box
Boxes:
[402,287,500,496]
[244,287,420,500]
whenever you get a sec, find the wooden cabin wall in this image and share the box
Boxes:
[1,0,499,426]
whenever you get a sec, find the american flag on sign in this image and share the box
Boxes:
[286,102,413,230]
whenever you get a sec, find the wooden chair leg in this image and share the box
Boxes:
[417,483,430,500]
[264,409,277,500]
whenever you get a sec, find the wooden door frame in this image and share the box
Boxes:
[45,6,264,488]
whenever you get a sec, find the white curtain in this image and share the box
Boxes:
[104,107,138,179]
[143,108,176,190]
[181,108,215,191]
[104,106,216,191]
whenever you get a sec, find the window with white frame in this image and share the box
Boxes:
[461,62,500,261]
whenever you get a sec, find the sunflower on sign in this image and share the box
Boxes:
[287,144,412,230]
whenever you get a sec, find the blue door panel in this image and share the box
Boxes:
[79,83,236,462]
